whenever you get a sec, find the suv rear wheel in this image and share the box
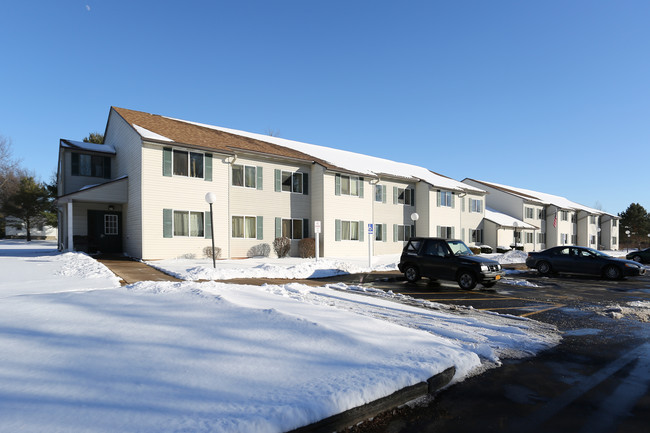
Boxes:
[404,265,420,283]
[457,270,477,290]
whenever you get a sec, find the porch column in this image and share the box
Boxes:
[67,201,74,252]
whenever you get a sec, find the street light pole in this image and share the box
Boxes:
[205,192,217,268]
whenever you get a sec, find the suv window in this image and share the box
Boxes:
[405,240,421,253]
[448,240,473,256]
[423,240,448,257]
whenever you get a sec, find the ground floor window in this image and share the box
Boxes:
[104,214,118,235]
[470,229,483,243]
[342,220,360,240]
[174,211,204,237]
[282,218,303,239]
[538,232,546,244]
[375,223,386,241]
[437,226,454,239]
[232,216,257,238]
[525,232,534,243]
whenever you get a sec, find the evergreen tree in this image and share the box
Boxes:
[83,132,104,144]
[618,203,650,248]
[0,176,50,242]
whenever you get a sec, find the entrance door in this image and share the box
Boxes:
[87,210,122,253]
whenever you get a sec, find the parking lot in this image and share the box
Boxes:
[324,268,650,433]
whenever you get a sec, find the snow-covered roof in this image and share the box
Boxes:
[467,179,615,217]
[60,139,116,154]
[132,124,174,142]
[484,208,537,229]
[166,117,484,193]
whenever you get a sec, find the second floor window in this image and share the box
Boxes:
[174,150,203,178]
[470,199,483,213]
[232,164,258,188]
[71,153,111,178]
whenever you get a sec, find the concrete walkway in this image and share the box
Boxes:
[96,255,181,285]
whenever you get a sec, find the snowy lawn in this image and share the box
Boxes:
[1,240,561,433]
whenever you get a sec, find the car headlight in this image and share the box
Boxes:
[625,263,640,269]
[481,265,489,271]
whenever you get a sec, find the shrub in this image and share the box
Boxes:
[470,247,481,255]
[497,246,510,254]
[480,245,493,254]
[203,246,222,260]
[299,238,315,258]
[273,237,291,258]
[247,243,271,258]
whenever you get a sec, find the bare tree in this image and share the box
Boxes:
[265,128,281,137]
[0,135,20,189]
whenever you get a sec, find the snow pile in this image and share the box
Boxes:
[595,301,650,322]
[148,255,399,281]
[54,252,121,280]
[0,240,561,433]
[495,250,529,264]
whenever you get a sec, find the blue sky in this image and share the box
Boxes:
[1,1,648,215]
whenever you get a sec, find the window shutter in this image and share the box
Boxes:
[393,187,398,204]
[303,172,309,195]
[437,225,441,237]
[382,224,387,242]
[204,211,212,239]
[303,219,309,238]
[163,209,173,238]
[382,185,387,203]
[103,157,111,179]
[410,188,415,207]
[204,153,212,181]
[275,217,281,238]
[274,169,281,192]
[162,148,172,177]
[71,153,80,176]
[437,190,441,207]
[451,227,456,239]
[256,166,263,190]
[359,177,364,198]
[461,228,465,241]
[257,216,263,240]
[393,224,398,242]
[451,192,455,209]
[359,221,364,242]
[335,174,341,196]
[462,197,466,212]
[335,219,341,241]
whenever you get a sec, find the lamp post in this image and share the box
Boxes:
[625,229,631,253]
[513,221,519,249]
[205,192,216,268]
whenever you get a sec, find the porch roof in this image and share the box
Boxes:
[57,176,128,204]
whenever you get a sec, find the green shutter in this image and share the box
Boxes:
[437,190,441,207]
[303,172,309,195]
[410,188,415,207]
[204,153,212,181]
[451,192,455,209]
[359,177,364,198]
[163,209,173,238]
[335,219,341,241]
[335,174,341,196]
[359,221,364,242]
[275,217,282,238]
[393,224,398,242]
[437,226,441,237]
[257,216,263,240]
[204,211,212,239]
[162,148,172,177]
[274,169,281,192]
[256,166,263,190]
[382,185,387,203]
[71,153,79,176]
[303,219,309,238]
[382,224,387,242]
[393,186,398,204]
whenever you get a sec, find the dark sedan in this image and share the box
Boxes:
[626,248,650,264]
[526,246,646,280]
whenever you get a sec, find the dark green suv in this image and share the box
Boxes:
[398,237,505,289]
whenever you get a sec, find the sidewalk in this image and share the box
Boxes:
[96,255,181,285]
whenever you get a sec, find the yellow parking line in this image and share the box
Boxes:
[417,297,520,301]
[520,304,565,317]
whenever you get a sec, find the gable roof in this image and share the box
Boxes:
[464,178,614,217]
[484,207,537,229]
[112,107,483,193]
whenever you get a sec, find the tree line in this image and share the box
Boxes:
[618,203,650,249]
[0,132,102,241]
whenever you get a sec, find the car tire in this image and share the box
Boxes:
[457,271,477,290]
[537,261,552,276]
[632,255,642,263]
[404,265,420,283]
[604,265,622,280]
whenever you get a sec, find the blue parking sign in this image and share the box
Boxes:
[368,224,373,234]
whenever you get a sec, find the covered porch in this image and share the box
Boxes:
[57,177,128,254]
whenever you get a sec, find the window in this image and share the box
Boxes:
[470,199,483,213]
[438,226,454,239]
[590,235,596,245]
[613,220,617,227]
[571,234,577,244]
[173,211,204,237]
[396,225,412,242]
[470,229,483,243]
[336,174,362,196]
[613,236,617,244]
[375,223,384,241]
[173,150,203,178]
[232,164,258,188]
[104,214,118,235]
[397,188,413,206]
[439,191,453,207]
[538,208,546,220]
[341,220,360,241]
[375,185,384,202]
[571,213,576,223]
[281,218,304,240]
[538,233,546,244]
[589,215,596,224]
[561,211,568,221]
[71,153,111,178]
[525,207,534,219]
[232,216,257,238]
[280,171,304,193]
[525,232,534,243]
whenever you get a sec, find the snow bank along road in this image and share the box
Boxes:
[0,241,560,433]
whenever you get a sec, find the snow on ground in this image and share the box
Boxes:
[591,301,650,322]
[0,240,561,433]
